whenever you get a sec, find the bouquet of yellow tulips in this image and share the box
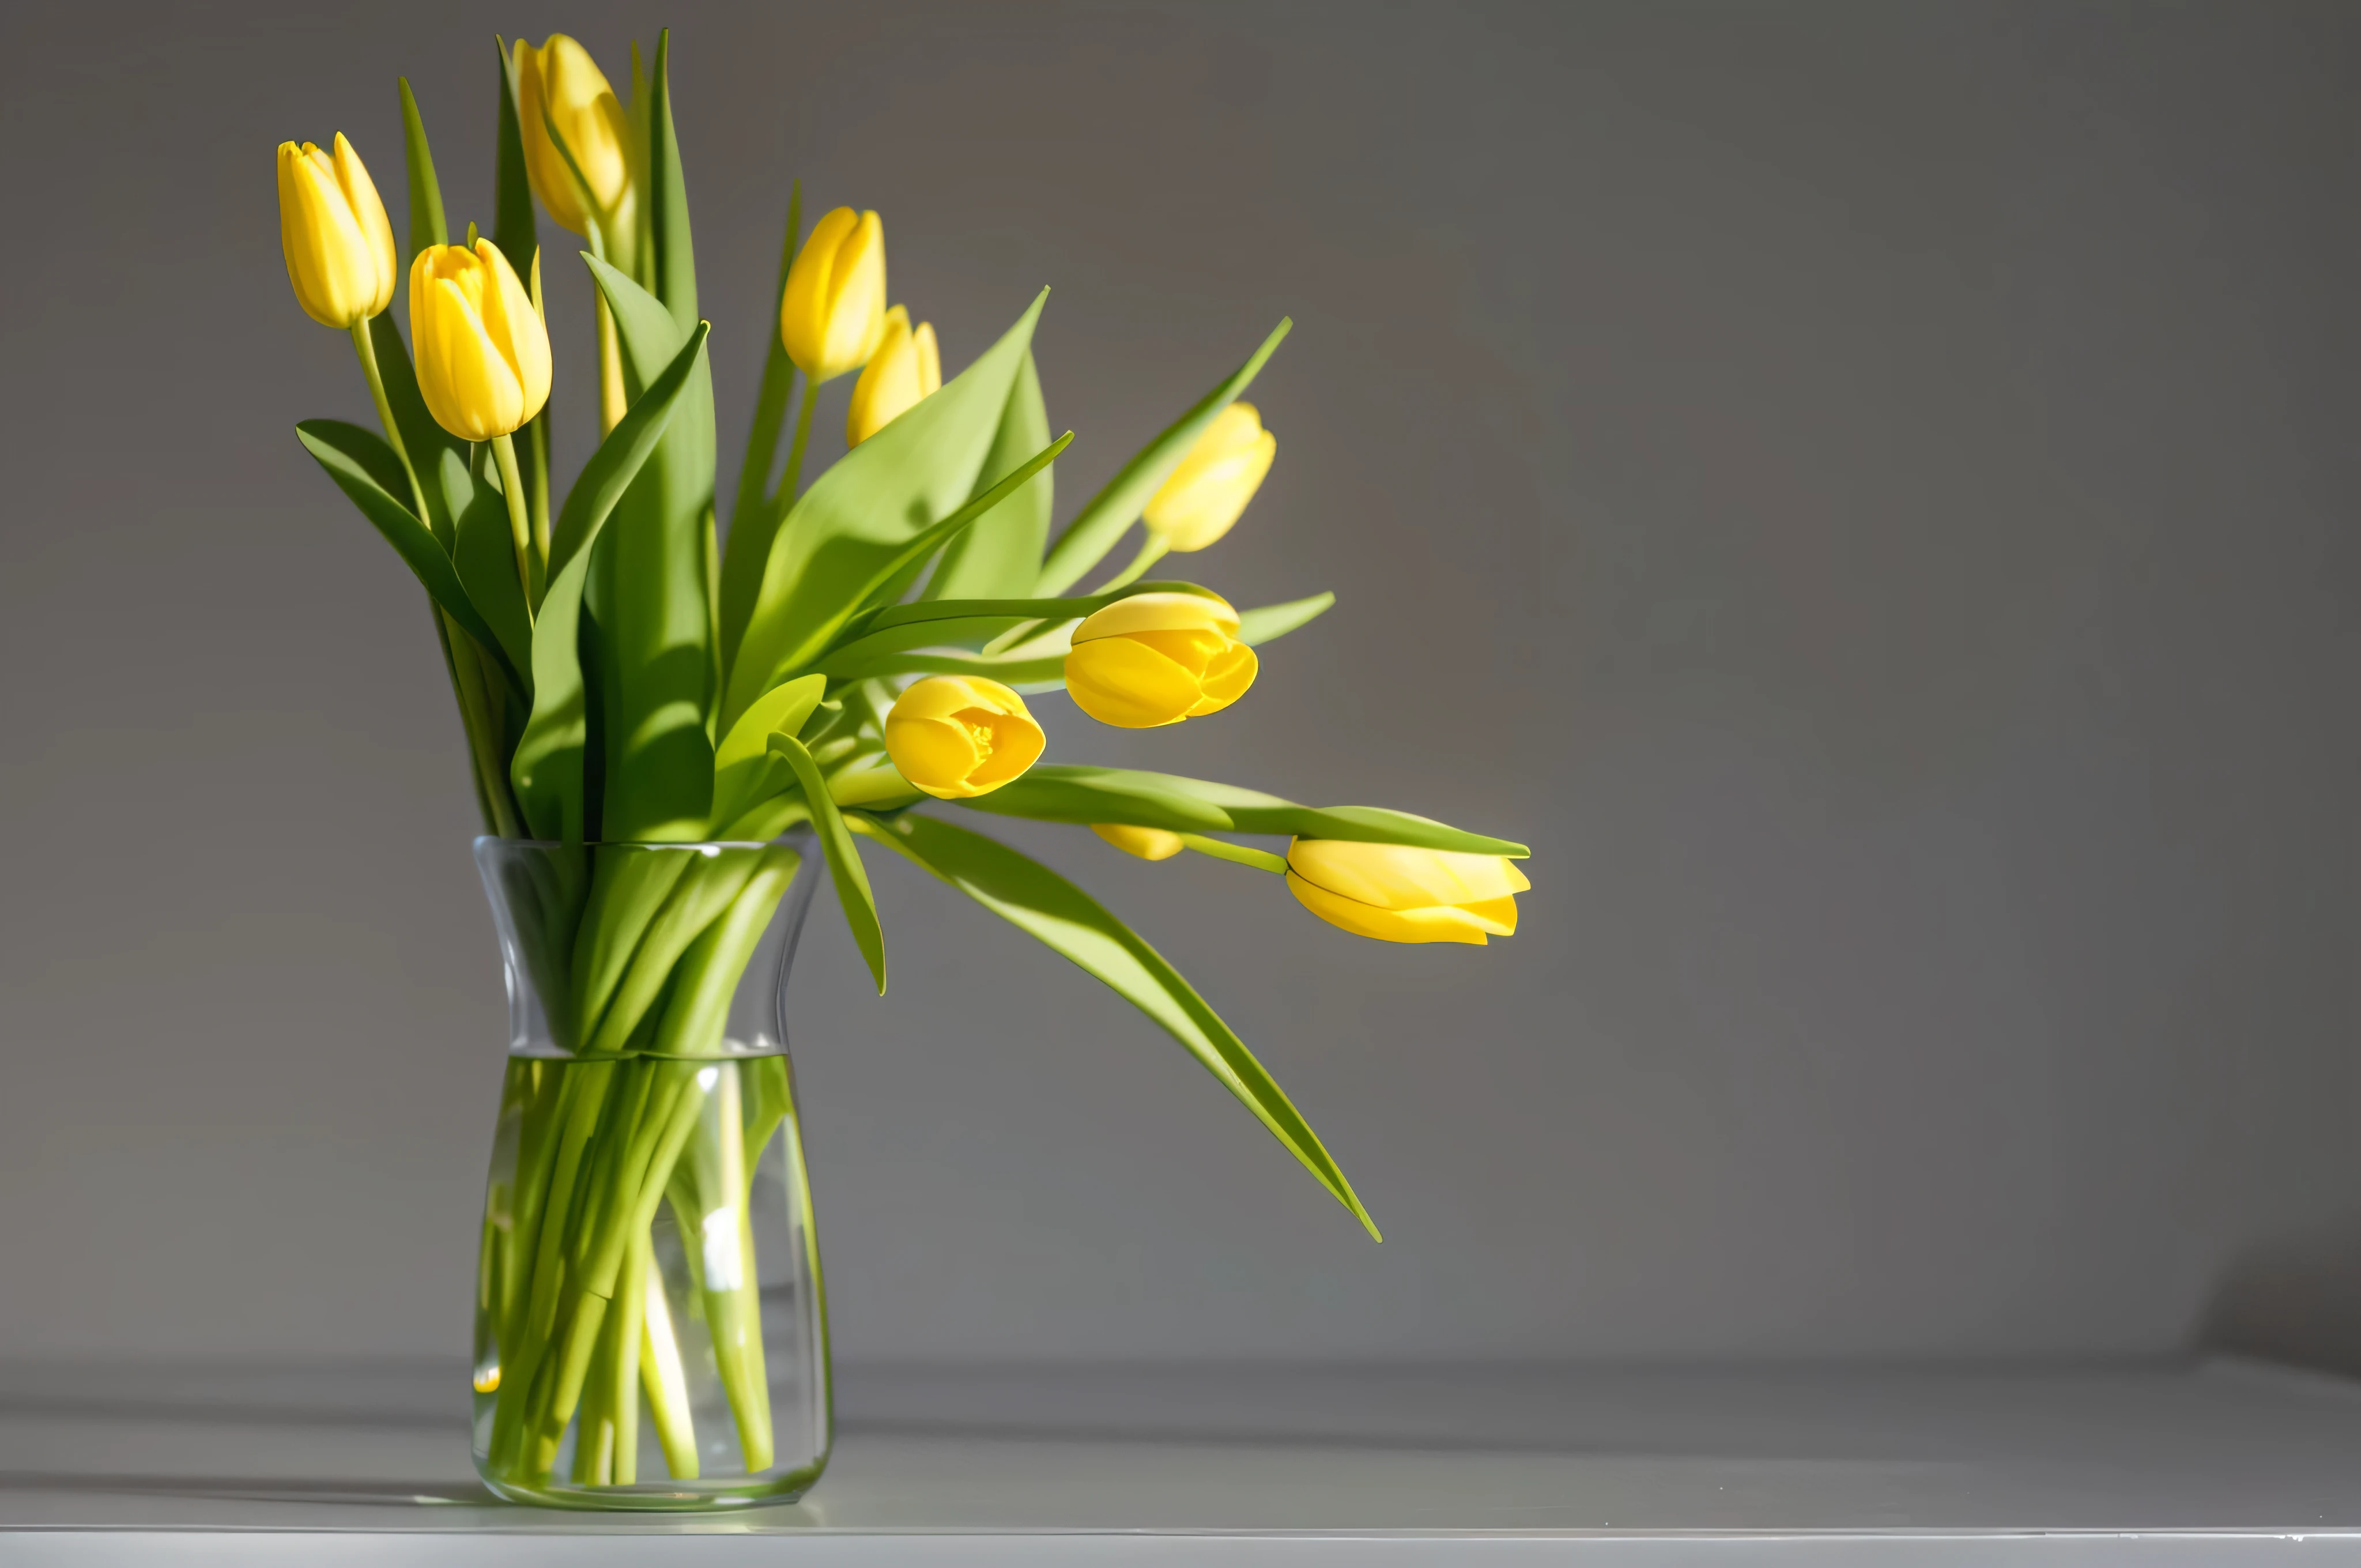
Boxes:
[278,30,1528,1507]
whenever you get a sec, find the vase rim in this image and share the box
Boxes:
[473,831,814,853]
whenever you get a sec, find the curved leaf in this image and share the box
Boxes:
[855,810,1377,1239]
[709,673,825,830]
[775,734,885,994]
[295,420,519,691]
[1035,318,1291,595]
[926,349,1053,601]
[453,483,534,684]
[959,764,1530,858]
[1236,591,1334,646]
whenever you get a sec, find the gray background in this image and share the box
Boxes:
[2,0,2356,1371]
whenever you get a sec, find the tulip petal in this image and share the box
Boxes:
[330,133,399,317]
[1093,823,1186,861]
[474,240,552,423]
[1064,637,1204,728]
[1072,590,1241,643]
[1187,640,1258,714]
[1286,873,1495,945]
[1286,840,1530,910]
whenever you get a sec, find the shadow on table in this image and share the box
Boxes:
[2198,1211,2361,1379]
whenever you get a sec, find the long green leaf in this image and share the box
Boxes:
[926,350,1053,601]
[364,316,469,542]
[856,811,1378,1238]
[1236,591,1333,646]
[1035,318,1291,595]
[724,291,1051,731]
[775,735,886,994]
[647,31,697,336]
[960,764,1530,857]
[491,38,537,280]
[296,420,519,690]
[721,181,804,672]
[452,483,534,683]
[397,77,447,263]
[579,255,721,843]
[511,322,711,843]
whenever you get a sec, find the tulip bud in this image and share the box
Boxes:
[513,36,633,237]
[408,240,554,442]
[885,676,1046,800]
[276,134,398,329]
[1285,840,1529,945]
[1063,592,1257,729]
[1092,823,1185,861]
[845,306,942,447]
[1142,402,1276,552]
[780,207,888,382]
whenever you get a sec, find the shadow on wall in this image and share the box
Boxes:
[2199,1216,2361,1377]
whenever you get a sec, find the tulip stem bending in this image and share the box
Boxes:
[492,433,545,609]
[349,320,433,527]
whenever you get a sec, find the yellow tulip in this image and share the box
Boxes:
[846,306,942,446]
[409,241,553,441]
[513,36,633,236]
[1092,823,1185,861]
[276,134,397,329]
[1285,840,1529,945]
[1142,402,1276,552]
[884,677,1046,800]
[1063,593,1257,729]
[780,206,888,382]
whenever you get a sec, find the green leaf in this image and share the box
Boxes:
[1236,591,1334,646]
[775,735,886,994]
[364,316,468,542]
[724,291,1051,732]
[491,38,537,281]
[647,31,698,336]
[295,420,519,691]
[452,484,534,684]
[927,350,1053,601]
[857,811,1378,1239]
[721,181,804,673]
[397,77,447,263]
[578,255,721,843]
[709,673,825,831]
[959,765,1531,857]
[1035,318,1291,595]
[510,322,712,843]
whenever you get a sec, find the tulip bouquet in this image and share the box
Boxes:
[278,31,1528,1504]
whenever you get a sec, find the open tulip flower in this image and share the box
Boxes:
[278,29,1526,1502]
[884,677,1046,799]
[1063,591,1258,728]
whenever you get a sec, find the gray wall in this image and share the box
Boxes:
[3,0,2357,1367]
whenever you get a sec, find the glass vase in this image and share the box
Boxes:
[469,834,832,1510]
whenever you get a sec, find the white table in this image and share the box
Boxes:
[5,1358,2360,1561]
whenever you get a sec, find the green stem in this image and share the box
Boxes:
[771,379,817,525]
[492,433,544,612]
[1089,533,1171,595]
[349,319,433,526]
[1179,834,1288,874]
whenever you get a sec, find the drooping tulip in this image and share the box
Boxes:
[1092,823,1185,861]
[1285,840,1529,945]
[1063,593,1257,729]
[884,677,1046,800]
[409,240,553,441]
[1142,402,1276,552]
[513,35,633,236]
[845,306,942,446]
[780,207,887,382]
[276,134,398,329]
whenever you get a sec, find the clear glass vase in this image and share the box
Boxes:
[469,834,832,1510]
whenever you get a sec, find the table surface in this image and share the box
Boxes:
[6,1357,2361,1562]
